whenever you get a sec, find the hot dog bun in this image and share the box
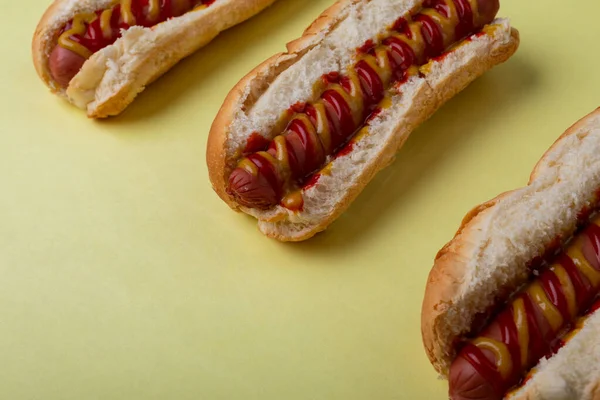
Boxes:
[421,108,600,399]
[206,0,519,242]
[32,0,277,118]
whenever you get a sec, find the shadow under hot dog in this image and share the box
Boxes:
[99,0,314,125]
[284,56,538,253]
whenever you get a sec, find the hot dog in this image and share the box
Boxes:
[421,108,600,399]
[32,0,277,117]
[228,0,499,210]
[206,0,519,241]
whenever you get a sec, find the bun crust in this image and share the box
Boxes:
[590,381,600,400]
[32,0,277,118]
[206,0,519,242]
[421,108,600,393]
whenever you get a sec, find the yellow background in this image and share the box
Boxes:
[2,0,599,398]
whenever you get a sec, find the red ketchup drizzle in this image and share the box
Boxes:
[355,60,385,109]
[384,36,416,80]
[539,269,571,321]
[522,293,551,362]
[132,0,148,25]
[588,298,600,315]
[452,0,474,39]
[586,224,600,263]
[244,132,271,154]
[337,142,354,158]
[246,153,282,198]
[340,76,353,94]
[286,118,324,176]
[414,14,444,59]
[461,343,506,396]
[392,17,410,36]
[495,309,522,382]
[66,0,213,54]
[289,102,307,114]
[431,0,450,18]
[304,104,338,152]
[160,0,175,20]
[366,107,383,123]
[560,254,593,309]
[552,339,567,353]
[322,72,341,85]
[322,89,356,147]
[522,374,534,386]
[271,135,300,177]
[357,39,376,55]
[303,173,321,190]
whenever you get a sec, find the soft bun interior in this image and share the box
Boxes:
[421,108,600,376]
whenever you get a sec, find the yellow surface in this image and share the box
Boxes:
[2,1,599,399]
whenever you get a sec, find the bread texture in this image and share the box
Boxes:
[421,108,600,396]
[206,0,520,242]
[32,0,277,118]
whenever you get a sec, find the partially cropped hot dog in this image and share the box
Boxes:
[422,108,600,400]
[32,0,277,118]
[207,0,519,241]
[449,225,600,399]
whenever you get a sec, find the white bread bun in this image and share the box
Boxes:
[32,0,277,118]
[206,0,520,242]
[421,108,600,398]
